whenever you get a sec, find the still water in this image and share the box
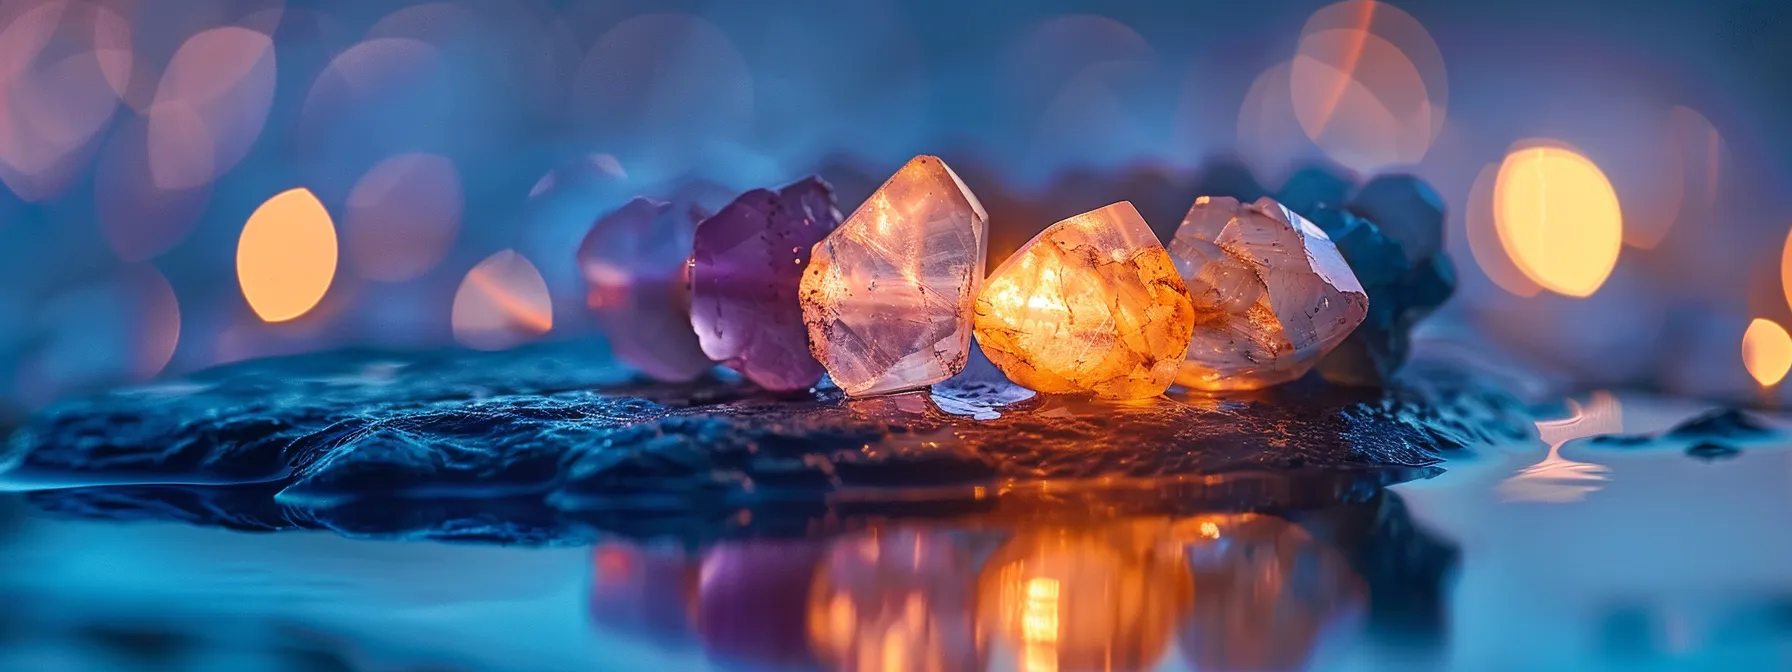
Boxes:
[0,393,1787,672]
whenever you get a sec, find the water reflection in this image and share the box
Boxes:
[979,521,1188,672]
[1500,392,1619,503]
[587,541,699,647]
[809,530,982,672]
[1178,514,1366,672]
[588,490,1454,671]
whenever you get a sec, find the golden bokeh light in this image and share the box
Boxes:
[1742,318,1792,387]
[236,187,338,322]
[1493,144,1623,298]
[452,250,553,351]
[1464,162,1542,297]
[1780,228,1792,314]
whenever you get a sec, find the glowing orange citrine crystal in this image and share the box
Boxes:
[973,202,1196,400]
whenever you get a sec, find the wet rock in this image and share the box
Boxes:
[1276,163,1356,215]
[1666,409,1773,441]
[1587,434,1653,448]
[1685,442,1742,462]
[1589,408,1776,447]
[4,341,1526,530]
[1307,203,1457,387]
[1345,174,1446,267]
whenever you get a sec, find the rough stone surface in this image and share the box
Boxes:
[3,340,1531,543]
[1589,408,1777,448]
[578,197,712,382]
[801,156,989,397]
[974,202,1196,399]
[1307,205,1457,386]
[1345,175,1446,268]
[1685,442,1742,461]
[690,177,842,391]
[1170,196,1369,391]
[1276,164,1356,216]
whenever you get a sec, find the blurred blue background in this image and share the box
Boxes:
[2,0,1789,412]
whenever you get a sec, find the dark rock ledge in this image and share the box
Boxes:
[2,341,1532,542]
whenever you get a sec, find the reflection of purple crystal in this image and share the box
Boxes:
[690,177,842,391]
[697,541,822,668]
[577,197,712,382]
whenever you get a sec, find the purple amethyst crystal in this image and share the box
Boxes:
[577,197,713,382]
[689,176,842,391]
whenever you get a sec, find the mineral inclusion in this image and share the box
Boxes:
[1170,196,1369,391]
[799,156,988,397]
[974,202,1196,400]
[577,196,711,382]
[690,177,842,391]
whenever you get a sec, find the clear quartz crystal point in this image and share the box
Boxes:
[1170,196,1369,391]
[799,156,988,397]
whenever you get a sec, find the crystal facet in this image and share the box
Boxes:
[800,155,988,397]
[690,177,842,391]
[974,202,1195,400]
[1170,196,1369,391]
[578,196,711,382]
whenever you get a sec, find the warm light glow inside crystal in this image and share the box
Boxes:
[974,202,1195,400]
[1171,196,1368,391]
[800,156,988,396]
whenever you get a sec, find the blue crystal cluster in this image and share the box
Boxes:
[1280,169,1457,386]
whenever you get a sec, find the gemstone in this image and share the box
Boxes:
[974,202,1196,400]
[1345,174,1445,266]
[1170,196,1369,391]
[800,155,988,397]
[690,176,842,391]
[1308,203,1455,386]
[1276,163,1355,215]
[578,196,712,382]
